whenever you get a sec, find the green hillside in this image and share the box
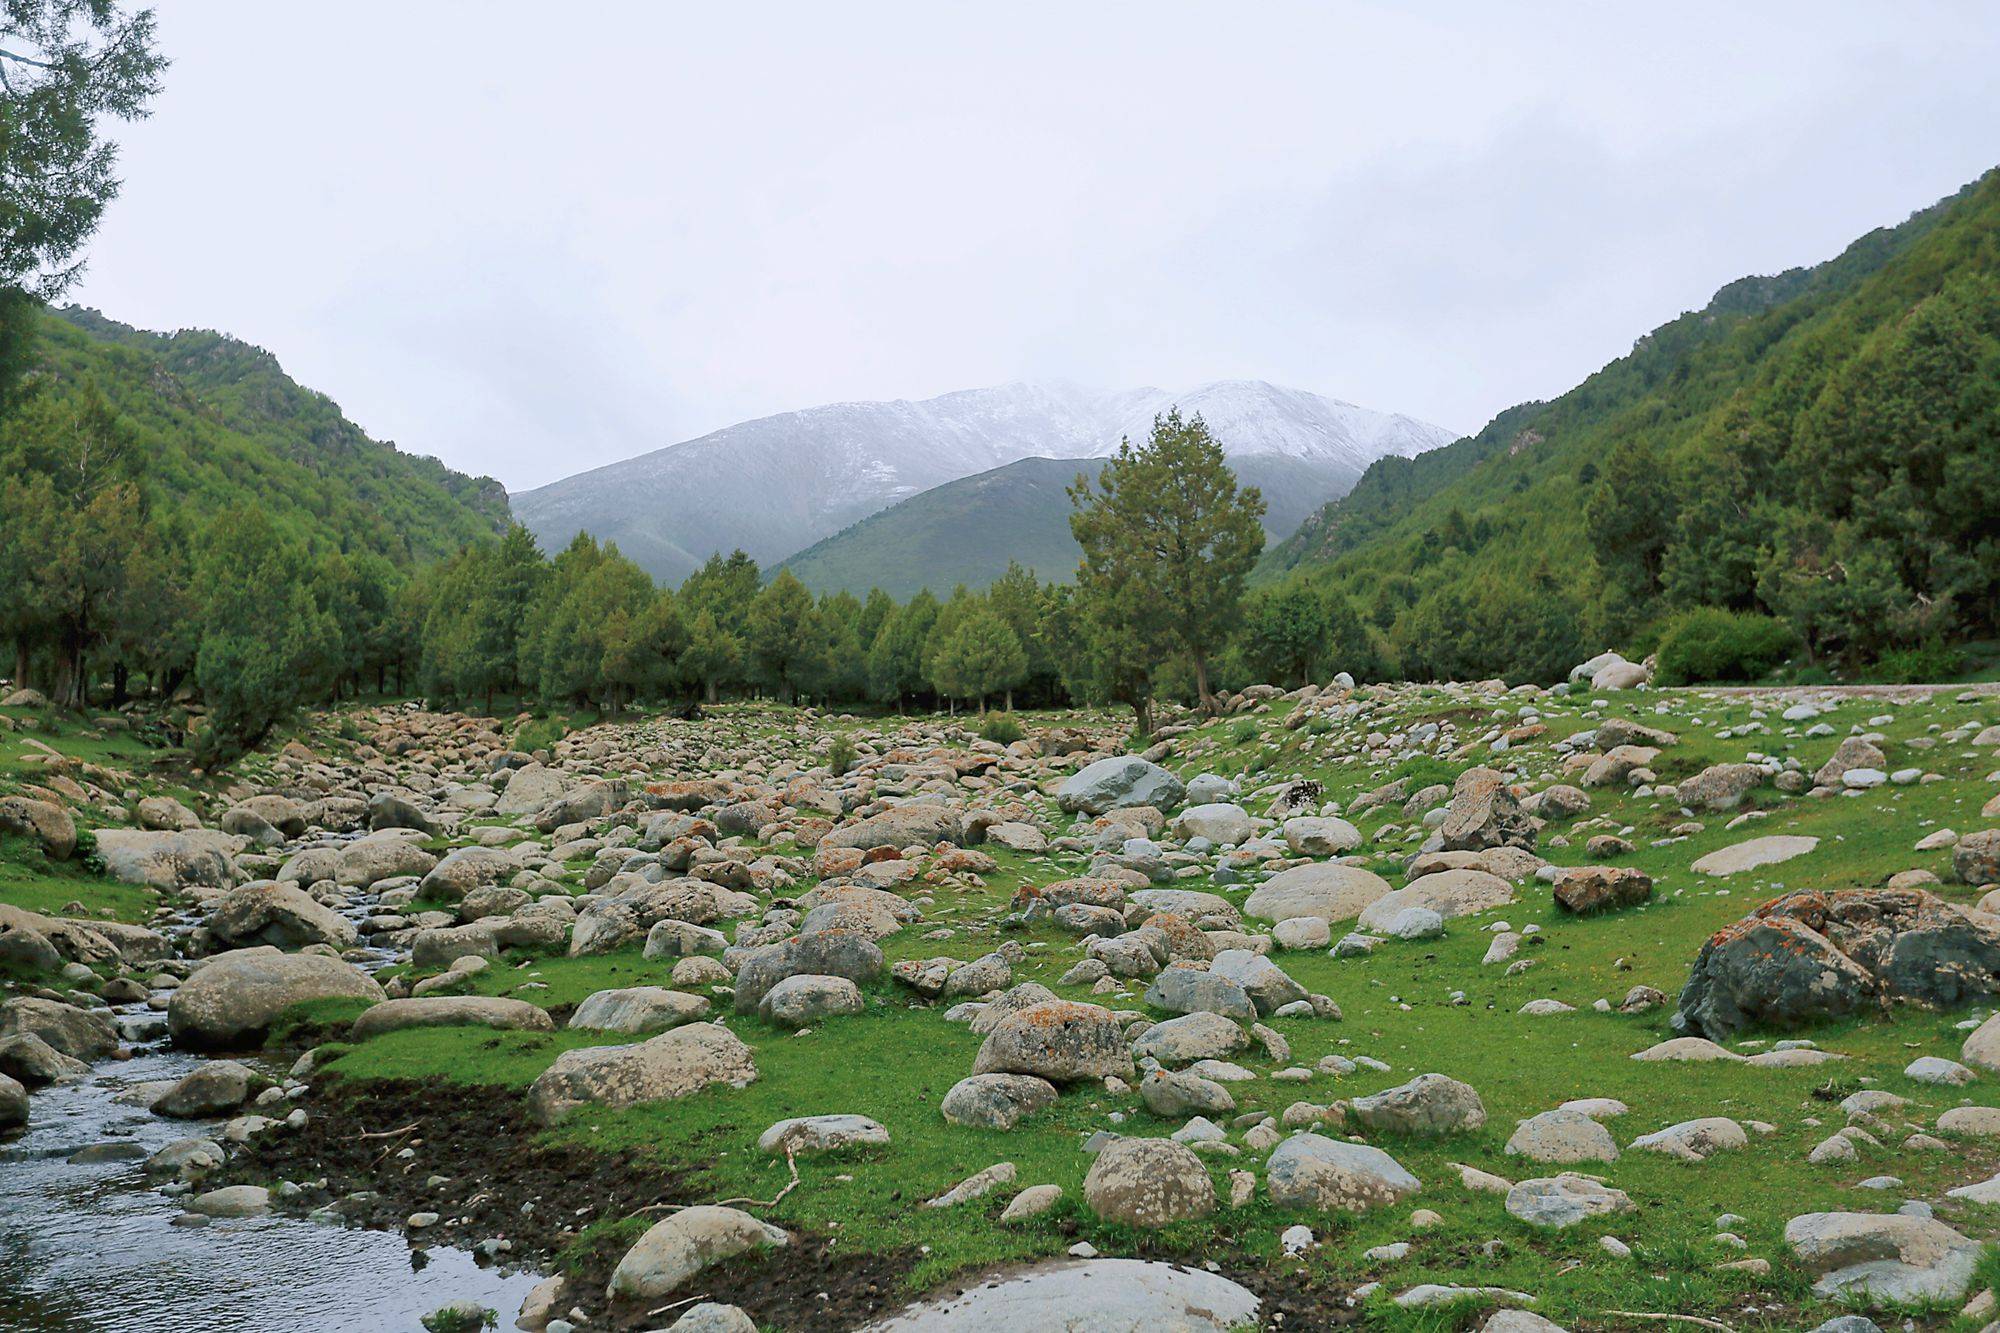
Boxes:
[782,456,1106,597]
[1261,169,2000,681]
[783,451,1372,598]
[32,306,509,561]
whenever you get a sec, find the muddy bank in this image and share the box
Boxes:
[232,1075,1351,1330]
[229,1075,921,1331]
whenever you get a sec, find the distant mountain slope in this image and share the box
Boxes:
[515,379,1453,583]
[782,449,1372,598]
[1259,168,2000,678]
[39,307,508,561]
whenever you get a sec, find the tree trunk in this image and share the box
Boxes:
[704,677,718,704]
[111,660,129,707]
[1193,653,1214,714]
[1133,696,1153,739]
[12,637,28,690]
[1005,688,1014,711]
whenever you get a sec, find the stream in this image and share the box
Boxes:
[3,871,544,1333]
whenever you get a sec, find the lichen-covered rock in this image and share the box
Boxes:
[1552,866,1652,915]
[972,1000,1135,1082]
[1349,1073,1486,1136]
[1057,757,1186,815]
[1266,1133,1420,1211]
[1437,767,1536,852]
[1673,888,2000,1040]
[819,803,963,851]
[940,1073,1058,1130]
[169,948,385,1050]
[528,1022,757,1123]
[1082,1137,1215,1227]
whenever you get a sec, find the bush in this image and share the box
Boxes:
[978,713,1023,745]
[825,733,857,775]
[1654,609,1798,685]
[1870,642,1965,684]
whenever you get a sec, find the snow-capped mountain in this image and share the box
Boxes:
[513,380,1456,582]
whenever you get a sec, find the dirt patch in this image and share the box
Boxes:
[226,1076,919,1330]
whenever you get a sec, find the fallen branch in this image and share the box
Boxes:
[357,1121,421,1140]
[635,1145,802,1216]
[645,1294,707,1320]
[1603,1314,1735,1332]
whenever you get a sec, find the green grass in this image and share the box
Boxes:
[55,687,2000,1325]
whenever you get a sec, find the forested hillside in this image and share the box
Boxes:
[40,307,510,558]
[0,306,510,727]
[1262,170,2000,683]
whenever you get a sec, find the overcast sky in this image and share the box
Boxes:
[69,2,2000,492]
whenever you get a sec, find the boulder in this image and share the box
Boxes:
[821,803,963,851]
[1356,870,1513,931]
[606,1205,788,1300]
[1266,1133,1420,1210]
[0,795,77,860]
[1170,803,1254,846]
[528,1022,758,1123]
[1692,835,1819,877]
[1349,1073,1486,1136]
[534,779,627,833]
[1082,1137,1215,1227]
[205,881,357,951]
[732,930,883,1013]
[94,828,239,891]
[333,833,438,888]
[1057,757,1186,815]
[153,1060,262,1118]
[1956,829,2000,885]
[1552,866,1652,915]
[1628,1117,1746,1161]
[758,974,865,1029]
[1437,768,1536,852]
[569,986,711,1034]
[0,996,119,1061]
[1281,816,1362,856]
[1673,888,2000,1040]
[857,1258,1259,1332]
[1207,950,1308,1016]
[494,763,571,816]
[1677,763,1767,811]
[1243,862,1392,925]
[940,1073,1059,1130]
[756,1114,889,1156]
[349,996,554,1040]
[1784,1212,1980,1306]
[419,846,517,901]
[0,1071,25,1131]
[169,948,386,1050]
[1504,1109,1619,1164]
[1505,1174,1634,1228]
[1130,1011,1249,1065]
[972,1000,1135,1082]
[1144,966,1255,1022]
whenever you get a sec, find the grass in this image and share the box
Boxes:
[17,685,2000,1327]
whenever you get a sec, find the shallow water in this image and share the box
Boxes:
[0,1044,541,1333]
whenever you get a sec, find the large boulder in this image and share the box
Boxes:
[93,828,239,891]
[494,763,571,816]
[972,1000,1135,1082]
[1814,738,1887,790]
[1677,763,1767,811]
[1349,1073,1486,1136]
[1673,888,2000,1041]
[1692,835,1819,877]
[1506,1174,1634,1228]
[1144,966,1256,1022]
[0,1071,26,1131]
[606,1205,788,1300]
[731,929,884,1013]
[859,1258,1259,1332]
[349,996,553,1040]
[1281,816,1362,856]
[940,1073,1058,1130]
[1243,863,1391,925]
[820,803,963,851]
[0,795,77,860]
[569,986,712,1034]
[1785,1212,1981,1306]
[333,833,439,888]
[168,947,386,1050]
[1437,768,1536,852]
[527,1022,757,1123]
[419,846,517,901]
[534,779,627,833]
[1130,1011,1248,1065]
[1082,1137,1215,1227]
[153,1060,262,1118]
[1170,803,1254,846]
[1207,949,1307,1016]
[0,996,119,1061]
[1266,1133,1420,1211]
[1356,870,1514,932]
[204,881,356,951]
[1956,829,2000,885]
[1057,757,1186,815]
[1552,866,1652,916]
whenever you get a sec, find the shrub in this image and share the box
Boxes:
[421,1307,496,1333]
[1870,641,1965,684]
[978,713,1024,745]
[1654,609,1798,685]
[825,734,856,775]
[1228,719,1260,746]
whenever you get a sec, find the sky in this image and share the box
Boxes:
[69,2,2000,492]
